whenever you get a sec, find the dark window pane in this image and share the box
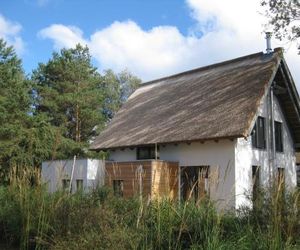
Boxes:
[76,179,83,191]
[252,166,260,202]
[137,147,150,159]
[62,179,70,191]
[252,116,265,149]
[150,147,156,159]
[257,117,265,149]
[181,166,210,202]
[251,123,257,148]
[113,180,124,197]
[275,121,283,152]
[137,146,159,160]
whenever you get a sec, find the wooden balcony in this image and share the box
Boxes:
[105,160,179,200]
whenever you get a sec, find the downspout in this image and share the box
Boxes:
[69,155,76,194]
[266,32,275,184]
[270,85,276,183]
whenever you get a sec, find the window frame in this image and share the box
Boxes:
[76,179,84,191]
[252,166,260,202]
[137,146,159,160]
[180,165,210,201]
[62,179,70,191]
[275,121,283,152]
[113,180,124,197]
[251,116,266,150]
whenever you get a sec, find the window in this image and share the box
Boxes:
[252,166,260,202]
[137,146,159,160]
[180,166,210,201]
[62,179,70,191]
[113,180,124,197]
[252,116,266,149]
[275,121,283,152]
[76,179,83,191]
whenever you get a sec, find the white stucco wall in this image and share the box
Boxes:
[42,159,105,193]
[109,148,136,161]
[160,141,236,210]
[235,92,297,209]
[109,141,236,210]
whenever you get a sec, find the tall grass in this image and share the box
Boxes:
[0,167,299,249]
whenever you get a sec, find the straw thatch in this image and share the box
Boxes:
[91,48,293,150]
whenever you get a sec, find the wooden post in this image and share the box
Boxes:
[138,165,143,199]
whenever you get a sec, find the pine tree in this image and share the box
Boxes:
[0,39,57,183]
[0,39,30,174]
[33,44,105,157]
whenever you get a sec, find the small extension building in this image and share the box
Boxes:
[91,48,300,210]
[42,159,105,193]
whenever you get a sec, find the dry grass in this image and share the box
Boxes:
[0,166,299,249]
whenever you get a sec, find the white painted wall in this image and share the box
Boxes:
[109,148,136,161]
[160,141,236,210]
[109,141,236,210]
[42,159,105,193]
[235,92,297,209]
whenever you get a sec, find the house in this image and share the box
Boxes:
[42,159,105,193]
[90,47,300,210]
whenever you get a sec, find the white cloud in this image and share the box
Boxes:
[89,21,203,80]
[0,14,24,54]
[38,0,300,87]
[186,0,300,88]
[38,24,87,49]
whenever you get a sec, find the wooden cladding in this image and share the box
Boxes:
[105,160,179,200]
[152,161,178,200]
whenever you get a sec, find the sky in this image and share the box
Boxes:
[1,0,300,88]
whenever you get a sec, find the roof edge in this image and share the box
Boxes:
[242,48,284,137]
[90,134,245,151]
[139,47,284,88]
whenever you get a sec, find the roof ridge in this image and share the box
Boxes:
[140,47,283,88]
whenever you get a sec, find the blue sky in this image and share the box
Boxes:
[1,0,300,87]
[2,0,193,73]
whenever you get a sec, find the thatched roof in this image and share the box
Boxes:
[90,48,300,150]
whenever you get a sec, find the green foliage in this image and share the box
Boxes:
[32,44,105,157]
[0,39,29,178]
[32,44,141,159]
[0,168,299,250]
[0,39,141,182]
[101,69,141,120]
[262,0,300,53]
[0,39,58,183]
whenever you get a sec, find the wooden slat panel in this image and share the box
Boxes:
[105,161,152,198]
[151,161,179,200]
[105,160,179,200]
